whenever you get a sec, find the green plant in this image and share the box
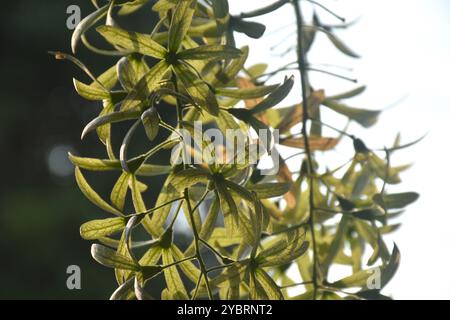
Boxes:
[53,0,420,300]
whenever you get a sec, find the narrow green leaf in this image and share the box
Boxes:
[170,168,211,191]
[170,245,201,283]
[373,192,419,209]
[323,216,349,270]
[323,99,380,128]
[117,55,150,92]
[75,167,123,216]
[212,0,230,34]
[252,268,284,300]
[383,135,426,153]
[247,115,272,151]
[257,229,308,267]
[168,0,197,52]
[69,153,121,171]
[231,19,266,39]
[208,227,242,247]
[333,244,400,290]
[147,175,178,237]
[327,86,367,100]
[173,62,219,116]
[115,229,136,284]
[161,248,189,299]
[116,57,136,91]
[332,267,377,289]
[152,0,177,12]
[139,246,163,267]
[97,25,167,58]
[118,0,151,16]
[111,172,130,211]
[351,208,384,222]
[225,180,257,205]
[129,174,147,212]
[202,261,248,291]
[69,153,171,176]
[186,197,221,256]
[350,235,364,273]
[247,182,291,199]
[354,220,390,264]
[73,78,110,100]
[381,243,401,287]
[216,84,278,99]
[227,108,252,122]
[326,30,360,58]
[80,217,126,240]
[250,76,294,114]
[215,46,249,85]
[136,164,172,176]
[178,45,241,61]
[238,210,259,247]
[121,59,170,111]
[367,153,402,184]
[92,64,119,91]
[215,181,239,234]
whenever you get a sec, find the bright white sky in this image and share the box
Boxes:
[229,0,450,299]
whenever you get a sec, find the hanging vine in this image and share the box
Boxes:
[52,0,420,300]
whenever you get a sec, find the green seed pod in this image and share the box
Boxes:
[141,107,160,141]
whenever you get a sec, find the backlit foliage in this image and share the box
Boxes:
[53,0,420,300]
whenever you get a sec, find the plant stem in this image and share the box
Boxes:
[125,196,185,218]
[292,0,319,300]
[304,0,345,22]
[199,238,232,264]
[206,262,238,274]
[184,189,214,300]
[191,189,210,214]
[238,0,290,19]
[172,72,213,300]
[308,67,357,83]
[280,280,314,289]
[162,255,197,269]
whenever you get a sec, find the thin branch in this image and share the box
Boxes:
[162,255,197,270]
[304,0,346,22]
[184,189,214,300]
[292,0,319,300]
[308,67,358,83]
[199,238,233,264]
[280,280,314,289]
[172,72,213,300]
[238,0,290,19]
[124,196,185,218]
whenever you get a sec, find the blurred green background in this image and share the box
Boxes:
[0,0,171,299]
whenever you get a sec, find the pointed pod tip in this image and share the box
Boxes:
[71,39,77,55]
[81,129,88,140]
